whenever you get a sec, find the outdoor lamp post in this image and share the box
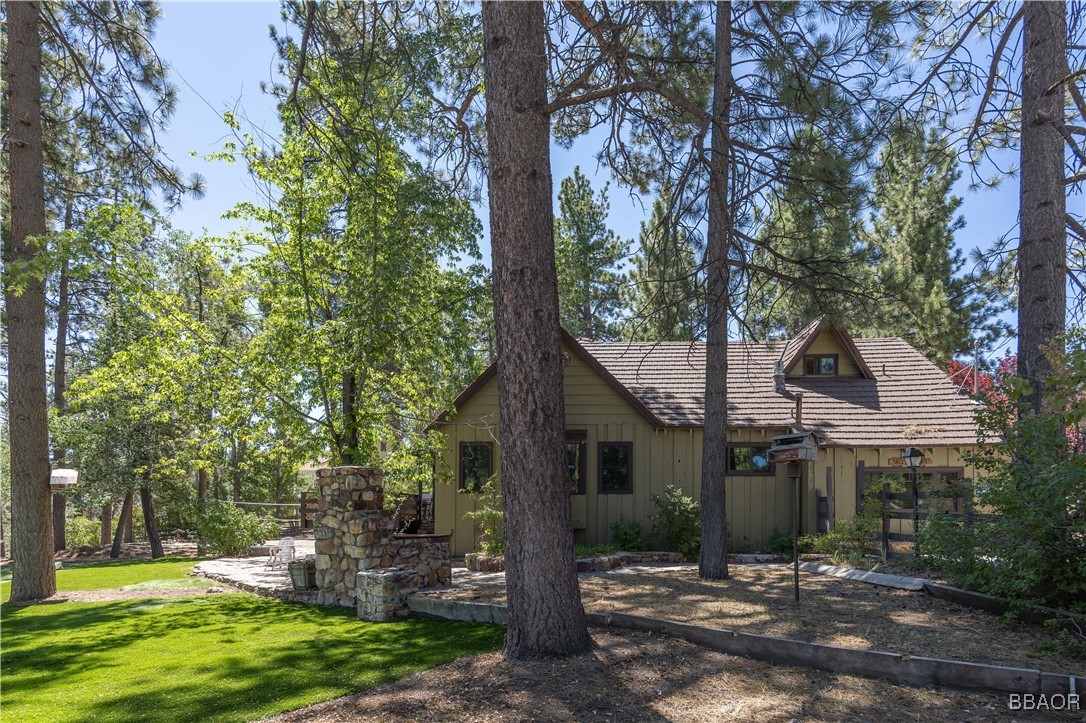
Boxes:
[902,447,923,538]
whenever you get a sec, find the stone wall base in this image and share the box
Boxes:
[357,569,418,621]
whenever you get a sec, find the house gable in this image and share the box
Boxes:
[781,317,874,379]
[429,330,665,430]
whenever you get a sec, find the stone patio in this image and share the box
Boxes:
[193,556,697,605]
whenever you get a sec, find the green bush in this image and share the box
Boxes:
[800,477,905,565]
[609,517,646,551]
[196,500,280,557]
[650,485,700,559]
[575,544,617,558]
[462,477,503,555]
[916,335,1086,614]
[66,515,102,548]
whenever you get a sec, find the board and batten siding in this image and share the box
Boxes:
[435,344,795,556]
[434,341,983,555]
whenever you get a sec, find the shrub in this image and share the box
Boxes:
[196,500,279,557]
[650,485,700,559]
[575,544,617,558]
[801,477,905,564]
[610,517,646,551]
[764,528,792,556]
[917,335,1086,614]
[66,515,102,548]
[462,477,503,555]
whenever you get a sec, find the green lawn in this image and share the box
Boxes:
[1,556,215,601]
[0,559,505,722]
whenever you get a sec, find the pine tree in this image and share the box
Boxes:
[863,123,1008,361]
[554,167,629,340]
[624,191,701,341]
[744,126,867,339]
[481,0,591,658]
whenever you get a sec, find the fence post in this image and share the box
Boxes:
[963,480,974,530]
[881,482,890,560]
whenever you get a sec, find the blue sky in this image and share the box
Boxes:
[154,2,1021,358]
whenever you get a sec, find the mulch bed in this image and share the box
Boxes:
[265,628,1075,722]
[434,565,1085,675]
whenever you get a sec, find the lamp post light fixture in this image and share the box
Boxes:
[902,447,924,540]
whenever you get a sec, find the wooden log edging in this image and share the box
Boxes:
[923,582,1086,632]
[406,596,1084,697]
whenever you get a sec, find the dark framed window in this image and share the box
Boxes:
[598,442,633,494]
[803,354,838,376]
[459,442,493,491]
[567,430,587,495]
[727,445,774,475]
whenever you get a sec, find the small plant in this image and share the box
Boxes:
[650,485,700,559]
[196,500,280,557]
[462,476,504,555]
[574,544,617,558]
[764,528,793,556]
[610,516,646,551]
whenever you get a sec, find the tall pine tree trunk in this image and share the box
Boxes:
[700,2,733,581]
[140,484,164,559]
[1019,1,1067,414]
[4,0,57,601]
[52,221,71,553]
[110,492,133,559]
[100,502,113,546]
[481,0,590,658]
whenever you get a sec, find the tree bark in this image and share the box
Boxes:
[100,502,113,546]
[230,439,241,502]
[123,499,134,543]
[1019,1,1067,414]
[111,492,133,559]
[4,0,57,601]
[700,2,733,581]
[342,371,360,464]
[52,225,71,553]
[140,484,164,559]
[481,0,591,658]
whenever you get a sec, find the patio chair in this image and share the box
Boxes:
[265,537,295,569]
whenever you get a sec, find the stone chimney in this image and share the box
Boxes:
[773,360,786,394]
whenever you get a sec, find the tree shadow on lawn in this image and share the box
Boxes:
[1,595,505,723]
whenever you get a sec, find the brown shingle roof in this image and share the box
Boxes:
[579,337,981,447]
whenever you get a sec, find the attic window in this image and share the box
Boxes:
[803,355,837,376]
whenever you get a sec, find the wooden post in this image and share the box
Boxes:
[825,466,835,531]
[855,460,866,515]
[963,480,974,530]
[911,468,920,544]
[789,462,800,602]
[881,483,890,560]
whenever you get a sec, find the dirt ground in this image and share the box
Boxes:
[266,628,1077,722]
[43,582,240,604]
[50,541,200,562]
[435,565,1085,675]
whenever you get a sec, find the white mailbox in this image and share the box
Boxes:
[49,468,80,491]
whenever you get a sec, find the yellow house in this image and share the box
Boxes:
[431,317,983,556]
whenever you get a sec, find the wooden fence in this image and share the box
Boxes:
[875,479,974,559]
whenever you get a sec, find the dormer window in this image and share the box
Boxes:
[804,355,837,376]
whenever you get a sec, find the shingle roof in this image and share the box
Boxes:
[578,336,981,447]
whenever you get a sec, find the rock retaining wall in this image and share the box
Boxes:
[313,466,450,617]
[464,550,687,574]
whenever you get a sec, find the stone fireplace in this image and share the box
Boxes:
[313,466,451,620]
